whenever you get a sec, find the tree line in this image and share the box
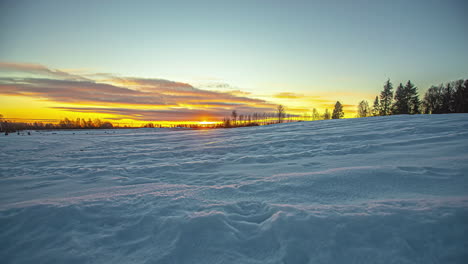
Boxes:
[357,78,468,118]
[219,102,346,128]
[0,116,114,133]
[2,78,466,132]
[222,109,286,128]
[221,77,467,129]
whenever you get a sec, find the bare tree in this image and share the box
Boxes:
[239,114,244,125]
[312,108,320,120]
[222,117,231,128]
[357,100,370,118]
[231,110,237,126]
[277,105,285,123]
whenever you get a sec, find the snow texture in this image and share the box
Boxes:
[1,114,468,263]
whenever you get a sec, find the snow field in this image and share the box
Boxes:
[1,114,468,263]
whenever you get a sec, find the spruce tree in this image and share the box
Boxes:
[406,81,420,114]
[372,96,380,116]
[380,79,393,116]
[392,83,408,115]
[332,101,344,119]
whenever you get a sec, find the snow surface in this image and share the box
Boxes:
[1,114,468,263]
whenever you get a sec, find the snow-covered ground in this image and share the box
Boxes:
[1,114,468,263]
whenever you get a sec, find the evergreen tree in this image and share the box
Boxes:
[332,101,344,119]
[392,83,408,115]
[323,109,331,120]
[406,81,420,114]
[379,79,393,116]
[372,96,380,116]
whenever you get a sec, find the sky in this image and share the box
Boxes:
[1,0,467,125]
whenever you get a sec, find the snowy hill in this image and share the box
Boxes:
[1,114,468,263]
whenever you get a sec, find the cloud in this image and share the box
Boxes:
[273,92,304,99]
[52,106,275,121]
[51,107,220,121]
[0,77,167,105]
[0,62,277,121]
[0,62,89,81]
[197,82,234,89]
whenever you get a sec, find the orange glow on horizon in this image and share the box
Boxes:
[0,94,359,126]
[0,62,364,124]
[199,121,219,125]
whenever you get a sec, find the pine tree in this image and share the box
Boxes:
[332,101,344,119]
[406,81,420,114]
[392,83,408,115]
[323,109,331,120]
[380,79,393,116]
[372,96,380,116]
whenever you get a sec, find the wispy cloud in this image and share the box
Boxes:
[0,62,89,81]
[0,62,277,121]
[273,92,304,99]
[51,106,275,121]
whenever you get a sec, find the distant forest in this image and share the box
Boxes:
[366,78,468,117]
[0,117,115,134]
[1,78,467,133]
[219,78,468,128]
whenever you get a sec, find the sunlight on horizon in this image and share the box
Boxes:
[1,0,466,125]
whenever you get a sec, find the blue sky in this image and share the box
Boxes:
[0,0,467,121]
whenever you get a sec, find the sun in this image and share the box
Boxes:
[199,120,217,125]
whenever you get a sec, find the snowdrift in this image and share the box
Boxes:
[1,114,467,263]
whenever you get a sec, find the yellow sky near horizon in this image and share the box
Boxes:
[0,62,371,125]
[0,93,363,126]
